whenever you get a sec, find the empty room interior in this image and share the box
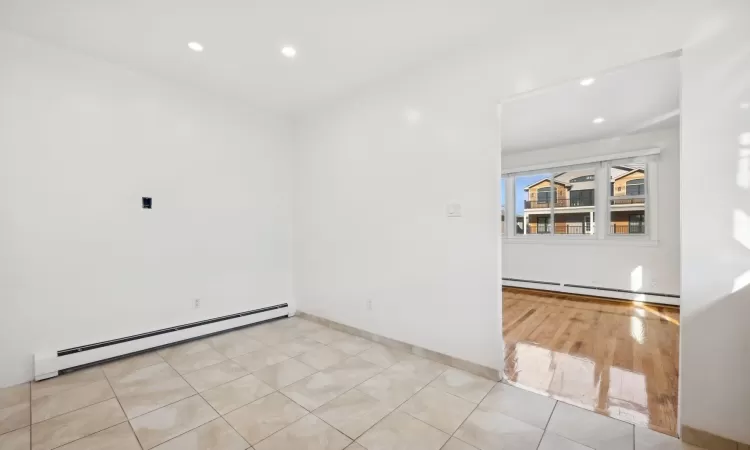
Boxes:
[0,2,748,450]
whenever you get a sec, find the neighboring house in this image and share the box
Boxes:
[522,166,645,234]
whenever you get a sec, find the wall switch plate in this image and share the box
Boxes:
[446,203,462,217]
[366,299,373,311]
[193,299,200,309]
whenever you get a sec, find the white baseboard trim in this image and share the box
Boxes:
[34,304,289,381]
[503,280,680,306]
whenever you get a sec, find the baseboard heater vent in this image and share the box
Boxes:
[563,284,679,299]
[35,303,290,381]
[502,277,560,286]
[502,277,680,302]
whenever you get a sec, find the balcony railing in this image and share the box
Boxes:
[610,198,646,205]
[525,197,645,209]
[524,198,594,209]
[525,225,592,235]
[521,224,645,234]
[611,224,646,234]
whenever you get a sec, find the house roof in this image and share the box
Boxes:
[522,176,568,191]
[520,165,642,190]
[612,167,645,181]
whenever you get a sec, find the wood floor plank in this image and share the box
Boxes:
[502,287,679,436]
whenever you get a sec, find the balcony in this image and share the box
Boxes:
[524,197,594,209]
[610,198,645,205]
[525,197,645,209]
[610,224,646,234]
[524,224,645,234]
[526,224,592,234]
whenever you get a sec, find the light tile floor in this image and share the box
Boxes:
[0,317,706,450]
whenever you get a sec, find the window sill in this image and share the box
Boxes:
[501,237,658,247]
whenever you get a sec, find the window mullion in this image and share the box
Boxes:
[506,176,515,236]
[550,176,555,235]
[596,162,607,240]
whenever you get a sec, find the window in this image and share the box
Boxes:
[609,162,647,235]
[629,214,645,233]
[515,173,554,235]
[503,156,653,240]
[536,217,550,234]
[626,179,645,195]
[570,189,594,207]
[536,187,552,204]
[500,178,506,235]
[554,167,596,235]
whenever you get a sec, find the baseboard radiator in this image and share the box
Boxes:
[34,303,290,381]
[502,278,680,306]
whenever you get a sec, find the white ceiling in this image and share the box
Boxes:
[0,0,527,113]
[501,55,680,153]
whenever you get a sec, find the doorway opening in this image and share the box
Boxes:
[498,53,682,436]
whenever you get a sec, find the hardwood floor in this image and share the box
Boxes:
[502,287,680,436]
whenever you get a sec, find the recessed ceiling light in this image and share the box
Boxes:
[281,46,297,58]
[404,109,422,124]
[741,102,749,109]
[593,117,605,124]
[580,77,596,86]
[187,42,203,52]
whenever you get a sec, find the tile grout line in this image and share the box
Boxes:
[174,323,332,448]
[28,368,109,423]
[395,369,476,428]
[351,367,451,447]
[25,318,474,450]
[134,397,242,450]
[24,315,664,449]
[101,354,166,382]
[125,419,145,450]
[269,358,391,442]
[191,334,318,419]
[195,334,318,395]
[439,377,497,450]
[265,321,487,448]
[45,421,133,450]
[28,395,118,429]
[40,376,132,450]
[535,401,558,450]
[254,343,415,447]
[102,368,145,450]
[544,400,558,430]
[18,320,295,450]
[152,347,260,450]
[126,391,200,421]
[384,368,459,431]
[216,331,339,447]
[28,381,32,449]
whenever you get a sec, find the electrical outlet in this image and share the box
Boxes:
[446,203,462,217]
[193,299,200,309]
[366,299,373,311]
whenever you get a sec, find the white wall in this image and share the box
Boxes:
[293,0,749,441]
[294,1,706,375]
[502,128,681,299]
[0,31,294,388]
[680,21,750,444]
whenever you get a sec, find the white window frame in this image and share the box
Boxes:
[501,149,659,244]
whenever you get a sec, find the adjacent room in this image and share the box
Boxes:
[1,1,749,450]
[499,55,681,435]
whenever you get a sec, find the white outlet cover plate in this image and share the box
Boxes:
[446,203,462,217]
